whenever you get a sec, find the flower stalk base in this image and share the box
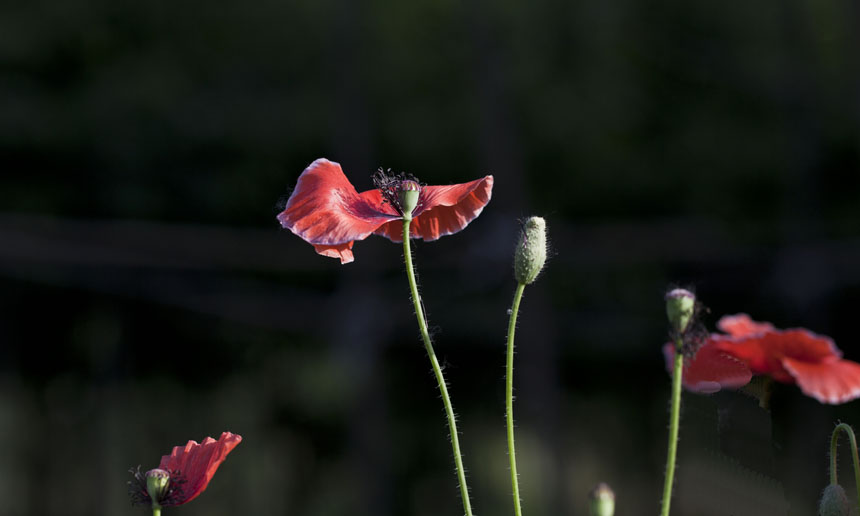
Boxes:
[401,219,474,516]
[660,336,684,516]
[506,282,527,516]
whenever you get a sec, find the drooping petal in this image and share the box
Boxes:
[278,159,400,259]
[312,242,355,264]
[782,357,860,404]
[713,329,841,381]
[374,175,494,242]
[663,341,752,394]
[716,313,775,337]
[159,432,242,505]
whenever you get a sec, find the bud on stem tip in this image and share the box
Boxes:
[819,484,849,516]
[514,216,547,285]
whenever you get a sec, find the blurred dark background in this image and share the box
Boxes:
[2,0,860,515]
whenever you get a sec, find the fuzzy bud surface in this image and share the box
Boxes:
[514,216,547,285]
[819,484,849,516]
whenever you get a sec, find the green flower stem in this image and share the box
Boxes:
[829,423,860,506]
[506,282,527,516]
[152,507,161,516]
[401,219,474,516]
[660,336,684,516]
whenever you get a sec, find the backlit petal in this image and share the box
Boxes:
[313,242,355,264]
[663,341,752,394]
[782,357,860,404]
[716,313,775,337]
[278,159,399,259]
[159,432,242,505]
[374,175,493,242]
[713,329,841,379]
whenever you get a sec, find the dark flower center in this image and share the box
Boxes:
[664,287,709,359]
[372,169,424,218]
[127,466,188,507]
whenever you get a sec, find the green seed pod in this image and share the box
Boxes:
[514,216,547,285]
[589,483,615,516]
[665,288,696,335]
[819,484,849,516]
[145,468,170,507]
[398,180,421,221]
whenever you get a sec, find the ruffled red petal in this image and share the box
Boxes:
[373,176,494,242]
[663,341,752,394]
[716,313,775,337]
[666,313,860,404]
[312,242,355,264]
[278,159,399,260]
[159,431,242,505]
[782,357,860,404]
[713,329,841,380]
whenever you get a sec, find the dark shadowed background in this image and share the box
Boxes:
[2,0,860,515]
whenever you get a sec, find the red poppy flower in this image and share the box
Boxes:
[128,431,242,507]
[277,158,494,264]
[664,314,860,404]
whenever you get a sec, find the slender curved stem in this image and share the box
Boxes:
[506,282,527,516]
[829,422,860,510]
[401,219,474,516]
[660,337,684,516]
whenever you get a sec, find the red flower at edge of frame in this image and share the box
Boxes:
[158,431,242,505]
[278,158,494,264]
[130,432,242,507]
[663,314,860,404]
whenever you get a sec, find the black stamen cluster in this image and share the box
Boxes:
[126,466,188,507]
[674,300,709,359]
[372,168,423,216]
[127,466,150,506]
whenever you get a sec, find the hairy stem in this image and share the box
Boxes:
[506,282,527,516]
[830,422,860,511]
[660,337,684,516]
[402,219,474,516]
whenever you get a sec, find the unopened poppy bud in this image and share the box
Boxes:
[819,484,849,516]
[145,468,170,507]
[665,288,696,334]
[589,483,615,516]
[398,180,421,221]
[514,216,547,285]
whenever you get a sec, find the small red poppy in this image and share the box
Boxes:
[664,314,860,404]
[278,158,494,263]
[128,431,242,507]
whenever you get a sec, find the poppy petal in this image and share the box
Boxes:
[278,158,399,257]
[663,341,752,394]
[312,242,355,264]
[782,357,860,404]
[716,313,775,337]
[713,329,841,379]
[159,431,242,505]
[374,175,494,242]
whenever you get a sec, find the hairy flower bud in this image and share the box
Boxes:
[589,483,615,516]
[819,484,849,516]
[514,216,547,285]
[665,288,696,335]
